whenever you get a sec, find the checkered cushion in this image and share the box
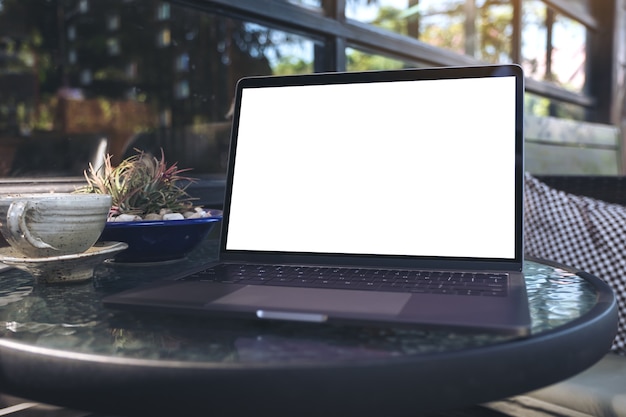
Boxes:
[525,173,626,355]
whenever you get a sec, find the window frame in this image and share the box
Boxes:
[0,0,617,196]
[189,0,597,108]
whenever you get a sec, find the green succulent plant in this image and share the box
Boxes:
[76,149,197,218]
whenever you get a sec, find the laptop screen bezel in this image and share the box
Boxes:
[219,64,525,271]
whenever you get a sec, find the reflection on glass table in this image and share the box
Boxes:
[0,238,616,417]
[0,240,598,362]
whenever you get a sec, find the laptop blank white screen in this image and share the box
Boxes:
[226,75,517,260]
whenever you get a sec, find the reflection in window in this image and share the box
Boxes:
[347,0,414,37]
[69,49,78,64]
[238,23,316,75]
[160,109,172,128]
[107,38,121,56]
[157,2,170,20]
[552,16,586,92]
[414,0,466,54]
[525,93,584,120]
[0,1,319,178]
[346,0,398,23]
[175,80,190,99]
[157,28,171,47]
[79,0,89,13]
[288,0,322,8]
[126,63,138,81]
[473,1,513,63]
[346,0,513,62]
[347,0,587,93]
[346,1,467,43]
[522,1,586,93]
[346,47,414,72]
[68,26,77,41]
[176,53,190,72]
[108,15,121,31]
[80,69,92,85]
[0,0,595,182]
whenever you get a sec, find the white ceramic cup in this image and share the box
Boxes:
[0,193,112,258]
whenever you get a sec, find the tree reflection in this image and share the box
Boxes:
[0,0,305,176]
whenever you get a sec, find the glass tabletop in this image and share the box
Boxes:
[0,238,599,365]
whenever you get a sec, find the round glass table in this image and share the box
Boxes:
[0,239,617,417]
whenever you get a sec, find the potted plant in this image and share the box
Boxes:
[76,149,221,263]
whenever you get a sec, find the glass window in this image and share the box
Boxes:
[69,49,78,64]
[525,93,585,120]
[176,53,190,72]
[79,0,89,13]
[157,28,171,47]
[0,0,318,179]
[551,14,586,92]
[347,0,514,63]
[0,0,602,182]
[108,15,121,31]
[521,0,587,93]
[126,62,138,79]
[156,2,170,20]
[107,38,121,56]
[288,0,322,9]
[80,69,92,85]
[346,0,417,38]
[413,0,466,54]
[473,1,514,63]
[240,24,316,75]
[68,25,77,41]
[346,47,417,71]
[174,80,190,99]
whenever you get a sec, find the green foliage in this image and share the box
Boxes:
[346,48,407,72]
[525,94,585,120]
[371,6,408,34]
[76,149,197,217]
[274,57,313,75]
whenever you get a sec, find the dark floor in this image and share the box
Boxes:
[0,394,586,417]
[425,405,521,417]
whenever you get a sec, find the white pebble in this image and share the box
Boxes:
[163,213,184,221]
[115,214,141,222]
[195,207,209,217]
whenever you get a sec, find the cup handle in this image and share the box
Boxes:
[7,201,57,250]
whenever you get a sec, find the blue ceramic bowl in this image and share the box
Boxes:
[99,215,222,263]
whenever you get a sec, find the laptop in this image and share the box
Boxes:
[104,64,531,336]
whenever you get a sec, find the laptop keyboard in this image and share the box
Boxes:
[179,264,508,297]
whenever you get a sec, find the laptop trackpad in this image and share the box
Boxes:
[212,286,410,315]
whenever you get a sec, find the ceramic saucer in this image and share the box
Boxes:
[0,241,128,284]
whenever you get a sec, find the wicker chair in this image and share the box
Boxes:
[510,114,626,416]
[478,174,626,416]
[534,175,626,206]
